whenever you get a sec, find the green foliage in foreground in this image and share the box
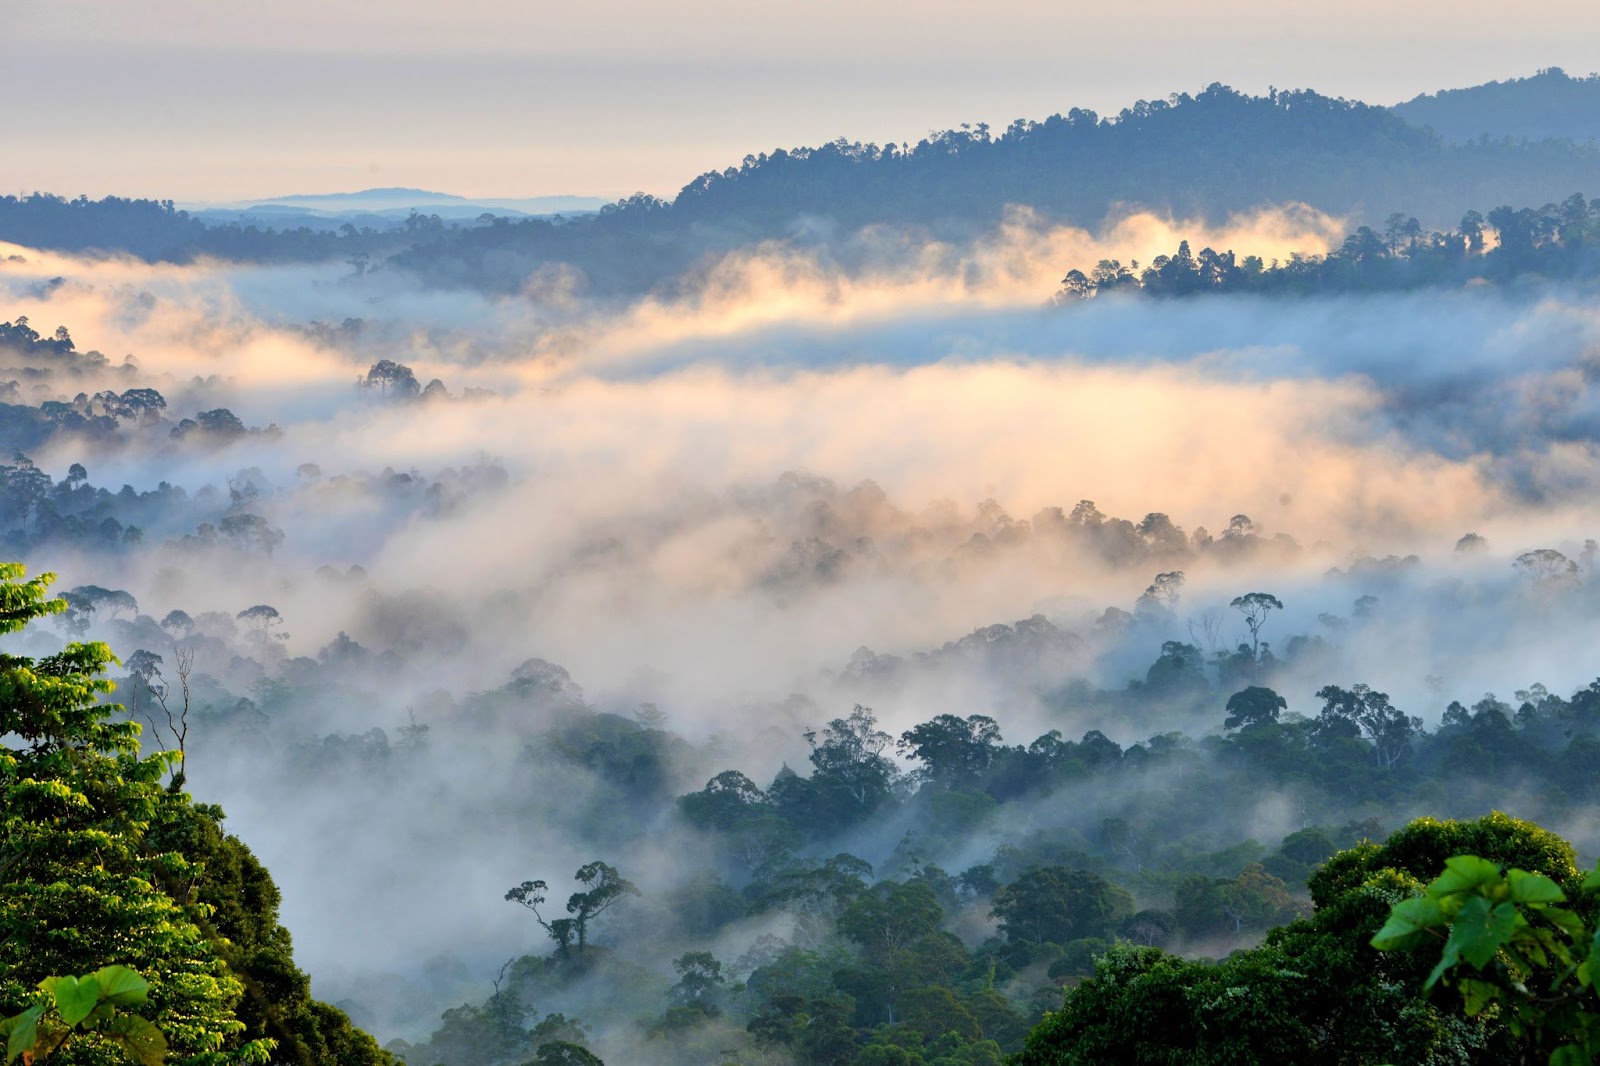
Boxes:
[1013,812,1582,1065]
[0,966,165,1066]
[0,562,391,1065]
[1372,854,1600,1064]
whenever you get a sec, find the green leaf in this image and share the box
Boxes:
[1545,907,1586,940]
[1450,896,1519,970]
[99,1014,167,1066]
[1583,927,1600,988]
[1431,856,1503,897]
[1372,896,1446,950]
[2,1006,42,1063]
[1507,869,1566,905]
[1549,1044,1589,1066]
[43,973,100,1027]
[1459,978,1502,1016]
[92,965,148,1007]
[1426,935,1462,990]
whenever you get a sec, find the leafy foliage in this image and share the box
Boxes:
[0,966,165,1066]
[1372,853,1600,1063]
[0,562,389,1065]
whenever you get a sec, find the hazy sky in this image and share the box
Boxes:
[10,0,1600,202]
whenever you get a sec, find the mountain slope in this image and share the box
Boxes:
[1392,67,1600,145]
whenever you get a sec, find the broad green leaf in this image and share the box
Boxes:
[1450,896,1518,969]
[1372,896,1446,949]
[3,1006,42,1064]
[1503,942,1541,973]
[1581,952,1600,989]
[30,1025,70,1060]
[1507,869,1566,905]
[1550,1044,1589,1066]
[1544,907,1586,940]
[1582,863,1600,893]
[1459,978,1501,1016]
[1426,936,1462,990]
[1431,856,1502,897]
[92,965,148,1007]
[43,974,99,1027]
[100,1014,167,1066]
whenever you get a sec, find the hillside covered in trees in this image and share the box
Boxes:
[6,78,1600,297]
[1393,67,1600,146]
[1055,191,1600,299]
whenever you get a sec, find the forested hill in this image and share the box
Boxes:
[663,83,1594,231]
[1393,67,1600,146]
[8,82,1600,294]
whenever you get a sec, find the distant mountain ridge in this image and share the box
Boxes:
[7,75,1600,294]
[179,188,610,228]
[1392,67,1600,145]
[255,187,465,205]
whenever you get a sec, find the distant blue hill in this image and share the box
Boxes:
[182,188,610,226]
[1392,67,1600,145]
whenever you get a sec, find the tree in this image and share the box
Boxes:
[527,1042,605,1066]
[171,408,248,442]
[361,360,421,399]
[1315,683,1423,768]
[1372,853,1600,1064]
[1224,686,1286,731]
[506,861,638,958]
[804,705,899,817]
[897,714,1001,790]
[1514,549,1580,590]
[838,881,944,963]
[666,951,724,1011]
[0,965,166,1066]
[990,867,1132,947]
[1229,592,1283,660]
[132,645,193,788]
[65,585,137,623]
[1136,571,1185,614]
[1013,813,1574,1065]
[677,770,768,832]
[757,854,872,947]
[1142,641,1208,698]
[236,604,286,643]
[0,563,276,1062]
[219,514,284,556]
[1,454,53,534]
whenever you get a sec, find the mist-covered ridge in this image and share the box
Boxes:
[6,76,1600,299]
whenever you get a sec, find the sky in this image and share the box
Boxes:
[9,0,1600,202]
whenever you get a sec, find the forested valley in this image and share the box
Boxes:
[11,64,1600,1066]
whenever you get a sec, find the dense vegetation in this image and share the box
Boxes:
[140,574,1600,1065]
[8,79,1600,295]
[11,525,1600,1065]
[1393,68,1600,146]
[11,65,1600,1066]
[1057,191,1600,299]
[0,562,392,1064]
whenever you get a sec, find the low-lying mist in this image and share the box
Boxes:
[5,205,1600,1057]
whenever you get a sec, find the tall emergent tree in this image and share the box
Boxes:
[507,861,639,959]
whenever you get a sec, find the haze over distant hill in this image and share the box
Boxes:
[1392,67,1600,145]
[181,188,609,229]
[6,77,1600,295]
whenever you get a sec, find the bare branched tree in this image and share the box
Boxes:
[138,644,194,790]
